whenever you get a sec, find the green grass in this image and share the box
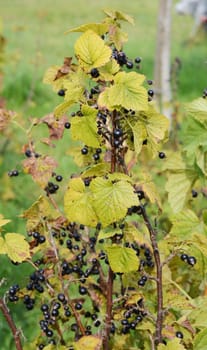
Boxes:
[0,1,207,348]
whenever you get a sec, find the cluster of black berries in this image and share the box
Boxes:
[127,205,142,216]
[120,299,146,334]
[112,49,142,70]
[24,149,40,158]
[113,128,123,148]
[45,181,59,195]
[8,169,19,177]
[26,269,45,294]
[32,231,46,245]
[180,253,197,266]
[8,284,20,302]
[81,145,102,162]
[23,294,35,310]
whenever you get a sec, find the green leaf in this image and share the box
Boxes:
[131,121,146,156]
[90,177,139,227]
[0,216,11,228]
[162,152,186,171]
[0,236,5,254]
[3,233,30,262]
[98,71,148,111]
[66,23,109,35]
[189,297,207,328]
[70,105,100,147]
[194,329,207,350]
[186,97,207,125]
[157,338,186,350]
[196,148,207,176]
[183,118,207,158]
[74,335,102,350]
[165,171,196,213]
[81,163,110,178]
[169,209,203,239]
[98,228,122,240]
[75,30,111,69]
[106,245,139,273]
[124,222,150,247]
[139,174,162,208]
[64,178,98,227]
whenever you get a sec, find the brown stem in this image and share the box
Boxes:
[0,298,23,350]
[141,206,163,346]
[103,267,114,350]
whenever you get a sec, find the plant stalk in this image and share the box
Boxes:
[0,298,23,350]
[141,206,163,346]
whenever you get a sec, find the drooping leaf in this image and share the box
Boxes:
[64,178,98,227]
[3,233,30,262]
[90,176,139,227]
[22,156,58,188]
[108,25,128,51]
[139,174,162,208]
[66,23,109,36]
[74,335,102,350]
[0,216,11,228]
[98,71,148,111]
[193,329,207,350]
[98,228,122,240]
[43,65,66,91]
[165,170,197,213]
[75,30,111,70]
[70,105,100,147]
[157,338,186,350]
[124,222,150,247]
[106,245,139,273]
[40,113,68,140]
[131,121,146,155]
[81,163,110,178]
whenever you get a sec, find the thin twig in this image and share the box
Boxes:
[141,205,163,346]
[0,298,23,350]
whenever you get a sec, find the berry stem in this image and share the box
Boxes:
[0,297,23,350]
[140,206,163,346]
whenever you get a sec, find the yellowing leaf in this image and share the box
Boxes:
[3,233,30,262]
[165,171,196,213]
[183,118,207,158]
[70,105,100,147]
[106,246,139,273]
[66,23,109,36]
[170,209,203,239]
[103,9,134,24]
[0,236,5,254]
[139,175,162,208]
[64,178,98,227]
[74,335,102,350]
[0,216,11,228]
[124,222,150,247]
[98,228,122,240]
[75,30,111,69]
[22,156,58,188]
[43,65,65,91]
[158,338,186,350]
[98,71,148,111]
[82,163,110,178]
[108,25,128,51]
[99,59,120,80]
[131,121,146,155]
[90,177,139,227]
[54,100,75,118]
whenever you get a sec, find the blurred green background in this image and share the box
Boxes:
[0,1,206,348]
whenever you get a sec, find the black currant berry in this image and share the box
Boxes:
[113,128,123,138]
[93,153,100,161]
[147,79,153,85]
[126,60,134,69]
[159,152,166,159]
[64,122,71,129]
[180,253,188,262]
[25,149,32,157]
[58,89,65,96]
[81,147,88,155]
[135,57,142,64]
[45,329,53,337]
[176,331,183,339]
[90,68,100,78]
[192,189,198,198]
[57,293,65,302]
[187,256,197,266]
[75,302,82,310]
[148,89,154,97]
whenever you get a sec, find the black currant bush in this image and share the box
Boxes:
[1,8,207,350]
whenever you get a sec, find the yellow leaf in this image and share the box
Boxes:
[66,23,109,36]
[99,59,120,80]
[74,335,102,350]
[4,233,30,262]
[64,178,98,227]
[54,100,75,118]
[75,30,111,70]
[0,236,5,254]
[0,216,11,228]
[43,65,65,91]
[106,245,139,273]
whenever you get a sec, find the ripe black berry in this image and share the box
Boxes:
[192,189,198,198]
[25,149,32,157]
[57,293,65,302]
[147,79,153,85]
[176,331,183,339]
[126,60,134,69]
[90,68,100,78]
[93,153,100,161]
[79,286,87,295]
[64,122,71,129]
[188,256,197,266]
[138,279,146,287]
[94,319,101,327]
[81,147,88,155]
[58,89,65,96]
[75,302,82,310]
[148,89,154,97]
[159,152,166,159]
[180,253,188,262]
[135,57,142,63]
[45,329,53,337]
[113,128,123,138]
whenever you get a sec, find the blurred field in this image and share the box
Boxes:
[0,1,207,348]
